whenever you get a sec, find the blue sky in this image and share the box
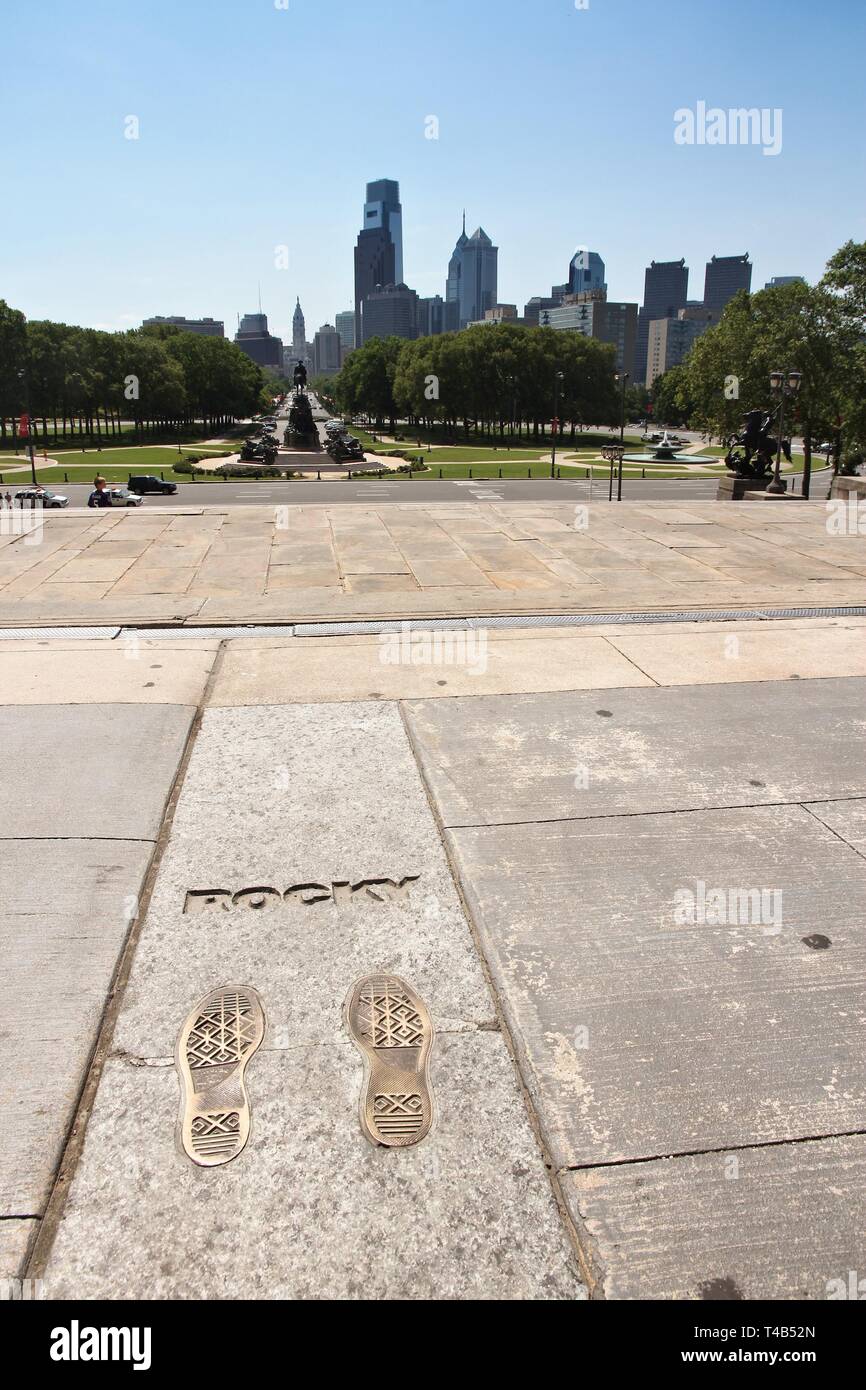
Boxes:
[2,0,863,343]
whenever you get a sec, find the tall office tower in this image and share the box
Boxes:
[361,283,419,341]
[764,275,806,290]
[234,312,283,369]
[446,213,469,310]
[335,310,356,353]
[703,253,752,317]
[354,179,402,346]
[634,258,689,386]
[313,324,342,376]
[568,250,606,296]
[459,227,498,327]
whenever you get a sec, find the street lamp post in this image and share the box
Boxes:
[602,445,625,501]
[550,370,564,479]
[766,369,802,495]
[16,369,38,487]
[616,371,629,445]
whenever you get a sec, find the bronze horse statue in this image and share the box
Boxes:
[292,361,308,392]
[725,409,791,479]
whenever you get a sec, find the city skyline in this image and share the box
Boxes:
[2,0,863,343]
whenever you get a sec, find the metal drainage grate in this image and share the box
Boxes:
[0,626,121,640]
[297,606,866,637]
[117,625,297,640]
[294,619,470,636]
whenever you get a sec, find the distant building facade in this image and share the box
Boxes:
[335,311,356,353]
[764,275,806,289]
[234,312,283,369]
[142,316,224,337]
[702,253,752,317]
[362,283,419,341]
[634,258,690,386]
[541,291,636,376]
[418,295,460,336]
[313,324,342,376]
[645,311,710,388]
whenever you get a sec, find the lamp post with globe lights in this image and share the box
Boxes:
[766,369,802,495]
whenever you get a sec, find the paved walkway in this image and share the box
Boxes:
[3,615,865,1298]
[0,499,863,625]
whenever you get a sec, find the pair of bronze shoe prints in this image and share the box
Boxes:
[176,976,434,1167]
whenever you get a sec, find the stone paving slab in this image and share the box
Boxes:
[0,1221,38,1283]
[442,803,866,1171]
[207,635,654,706]
[0,704,194,839]
[567,1136,866,1300]
[112,703,494,1059]
[0,839,155,1213]
[606,624,866,685]
[403,679,866,826]
[0,501,863,625]
[43,1038,584,1301]
[0,646,216,705]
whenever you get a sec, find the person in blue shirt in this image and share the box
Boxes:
[88,477,112,508]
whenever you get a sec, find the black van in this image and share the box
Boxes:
[128,475,178,495]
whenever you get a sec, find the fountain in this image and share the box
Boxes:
[623,429,716,467]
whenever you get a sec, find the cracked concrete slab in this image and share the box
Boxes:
[0,838,156,1213]
[403,679,866,826]
[43,1038,584,1300]
[444,803,866,1171]
[567,1135,866,1300]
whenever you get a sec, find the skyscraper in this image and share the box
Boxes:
[568,250,606,296]
[446,214,469,310]
[445,217,498,327]
[354,179,403,345]
[459,227,498,327]
[634,258,689,386]
[703,254,752,317]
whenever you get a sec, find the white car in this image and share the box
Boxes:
[109,487,145,507]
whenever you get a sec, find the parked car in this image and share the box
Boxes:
[109,487,145,507]
[127,475,178,495]
[14,488,68,508]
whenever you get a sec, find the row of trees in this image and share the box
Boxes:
[650,240,866,469]
[0,303,270,445]
[326,322,635,441]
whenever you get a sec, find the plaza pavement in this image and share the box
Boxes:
[3,601,866,1299]
[1,498,865,627]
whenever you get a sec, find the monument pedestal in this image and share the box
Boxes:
[717,474,773,501]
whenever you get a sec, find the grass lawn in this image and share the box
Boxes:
[0,445,236,487]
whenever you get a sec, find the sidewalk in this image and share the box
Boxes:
[3,613,865,1298]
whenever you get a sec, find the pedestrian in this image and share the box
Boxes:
[4,492,12,508]
[88,476,112,508]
